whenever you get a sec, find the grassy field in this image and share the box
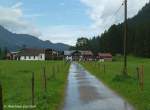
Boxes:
[0,60,70,110]
[81,56,150,110]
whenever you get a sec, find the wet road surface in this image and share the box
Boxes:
[63,63,135,110]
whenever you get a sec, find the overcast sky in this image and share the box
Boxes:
[0,0,149,45]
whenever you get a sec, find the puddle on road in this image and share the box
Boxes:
[79,85,102,103]
[63,63,135,110]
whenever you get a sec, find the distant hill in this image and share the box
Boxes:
[0,25,70,51]
[76,2,150,57]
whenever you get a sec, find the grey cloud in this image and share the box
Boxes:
[80,0,149,31]
[0,4,41,36]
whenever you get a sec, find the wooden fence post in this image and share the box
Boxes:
[103,64,106,73]
[57,64,59,73]
[140,65,144,91]
[0,82,3,110]
[136,67,140,80]
[43,67,47,92]
[57,64,60,73]
[32,72,35,105]
[52,66,56,79]
[98,63,101,72]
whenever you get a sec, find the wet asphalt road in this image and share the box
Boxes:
[63,63,135,110]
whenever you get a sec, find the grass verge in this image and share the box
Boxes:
[0,61,70,110]
[81,56,150,110]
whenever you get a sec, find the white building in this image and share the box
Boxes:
[19,48,45,61]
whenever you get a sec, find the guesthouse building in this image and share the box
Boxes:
[97,53,112,61]
[18,48,45,61]
[16,48,61,61]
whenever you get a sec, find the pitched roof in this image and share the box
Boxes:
[64,50,76,56]
[64,50,93,56]
[98,53,112,57]
[19,48,45,56]
[80,51,93,56]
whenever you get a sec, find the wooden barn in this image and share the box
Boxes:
[80,51,93,61]
[97,53,112,61]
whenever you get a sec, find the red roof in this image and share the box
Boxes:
[80,51,93,56]
[98,53,112,58]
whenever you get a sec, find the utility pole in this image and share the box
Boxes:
[123,0,128,76]
[32,72,35,105]
[0,82,3,110]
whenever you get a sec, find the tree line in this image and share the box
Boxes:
[0,48,8,60]
[73,2,150,57]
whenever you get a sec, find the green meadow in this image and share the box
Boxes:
[0,61,70,110]
[81,56,150,110]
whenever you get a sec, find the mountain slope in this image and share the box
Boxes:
[78,2,150,57]
[0,26,70,51]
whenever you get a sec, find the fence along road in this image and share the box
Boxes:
[63,63,134,110]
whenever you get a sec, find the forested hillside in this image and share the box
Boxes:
[77,2,150,57]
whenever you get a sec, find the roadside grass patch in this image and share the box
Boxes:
[81,56,150,110]
[112,74,136,82]
[0,60,70,110]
